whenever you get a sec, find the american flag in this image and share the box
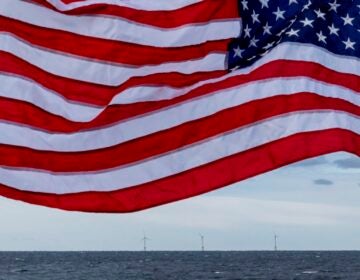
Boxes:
[0,0,359,212]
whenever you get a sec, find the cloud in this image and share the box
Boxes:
[313,179,334,186]
[334,158,360,169]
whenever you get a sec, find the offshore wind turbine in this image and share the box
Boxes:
[274,234,278,251]
[199,234,205,252]
[142,232,149,252]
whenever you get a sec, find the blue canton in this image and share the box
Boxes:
[228,0,360,70]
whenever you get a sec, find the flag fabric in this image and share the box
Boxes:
[0,0,359,213]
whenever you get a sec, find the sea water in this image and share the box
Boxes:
[0,251,359,279]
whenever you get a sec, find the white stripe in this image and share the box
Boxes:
[1,42,358,121]
[45,0,202,11]
[0,0,241,47]
[0,33,226,86]
[0,77,359,150]
[111,42,360,103]
[0,74,99,122]
[0,111,357,194]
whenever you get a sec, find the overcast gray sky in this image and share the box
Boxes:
[0,152,360,251]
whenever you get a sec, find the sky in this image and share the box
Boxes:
[0,152,360,251]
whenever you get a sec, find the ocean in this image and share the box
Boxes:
[0,251,359,279]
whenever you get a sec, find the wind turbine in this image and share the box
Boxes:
[142,231,150,252]
[274,234,278,251]
[199,234,205,252]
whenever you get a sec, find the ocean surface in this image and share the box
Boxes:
[0,251,359,279]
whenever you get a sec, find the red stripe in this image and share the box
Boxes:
[0,16,230,65]
[0,52,225,106]
[29,0,239,28]
[1,59,359,132]
[0,128,358,212]
[1,93,359,172]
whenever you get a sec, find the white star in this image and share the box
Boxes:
[286,28,300,37]
[273,7,286,21]
[302,0,312,11]
[328,24,339,36]
[343,37,355,50]
[251,10,260,24]
[230,65,240,72]
[282,17,295,31]
[263,22,272,35]
[263,41,275,50]
[259,0,269,8]
[247,55,257,61]
[233,46,245,58]
[289,18,297,25]
[329,0,340,12]
[341,14,354,26]
[316,31,327,43]
[243,24,251,38]
[249,37,259,47]
[289,0,298,5]
[300,17,314,27]
[276,28,287,37]
[241,0,249,10]
[260,50,270,57]
[314,9,326,20]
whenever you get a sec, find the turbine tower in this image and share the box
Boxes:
[274,234,278,251]
[199,234,205,252]
[142,232,149,252]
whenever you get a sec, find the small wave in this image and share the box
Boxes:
[11,269,28,273]
[302,270,318,274]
